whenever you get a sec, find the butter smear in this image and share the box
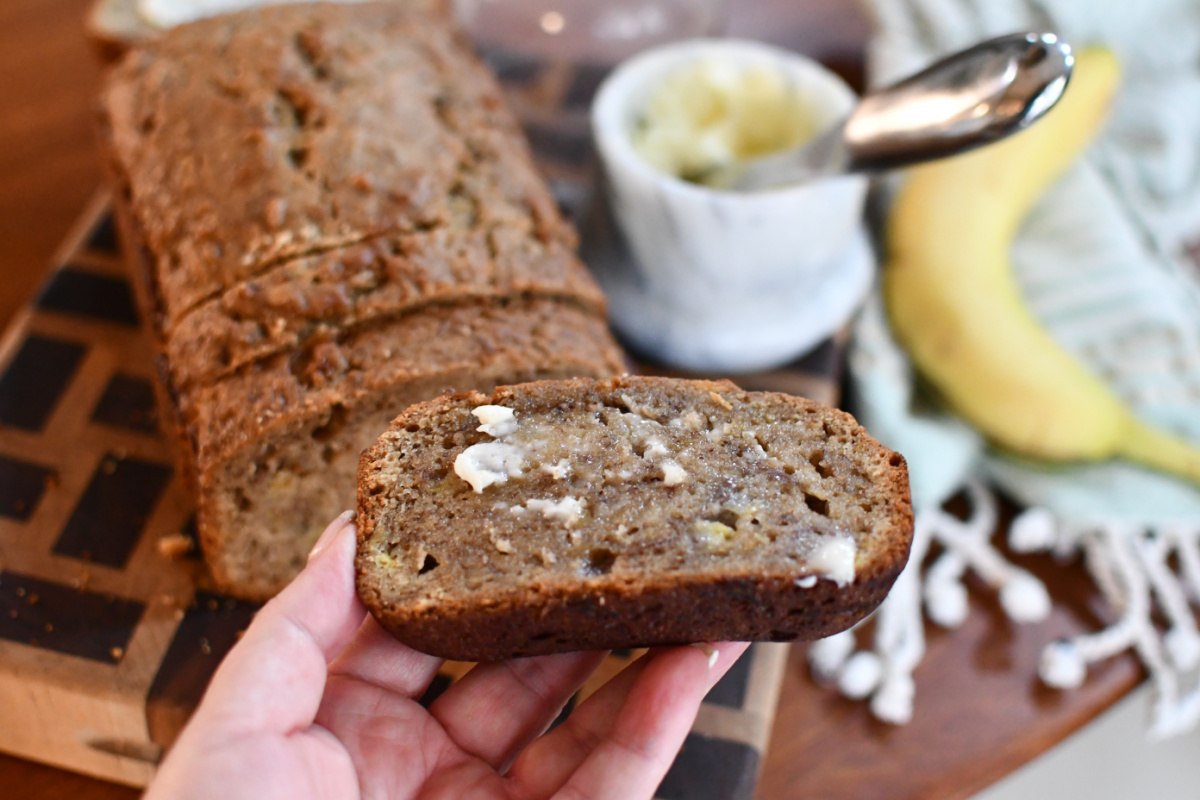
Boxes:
[454,405,525,492]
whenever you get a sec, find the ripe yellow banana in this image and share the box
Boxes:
[884,47,1200,485]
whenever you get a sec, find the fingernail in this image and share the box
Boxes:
[691,642,719,669]
[309,510,355,560]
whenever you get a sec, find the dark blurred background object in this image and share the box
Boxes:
[455,0,728,157]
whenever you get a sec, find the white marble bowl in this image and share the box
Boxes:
[586,38,873,373]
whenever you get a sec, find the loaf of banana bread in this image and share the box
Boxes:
[97,2,624,599]
[99,2,599,339]
[357,376,913,661]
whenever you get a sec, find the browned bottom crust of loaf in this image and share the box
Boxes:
[357,376,913,661]
[378,572,892,661]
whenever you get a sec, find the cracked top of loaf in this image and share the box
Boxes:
[98,1,603,336]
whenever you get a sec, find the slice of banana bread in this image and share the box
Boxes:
[357,376,913,660]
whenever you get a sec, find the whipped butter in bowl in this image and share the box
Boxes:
[585,39,873,373]
[631,57,820,186]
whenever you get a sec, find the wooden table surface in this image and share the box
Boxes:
[0,1,1145,798]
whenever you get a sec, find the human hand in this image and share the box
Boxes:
[146,512,750,800]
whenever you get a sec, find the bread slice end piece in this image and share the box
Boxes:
[357,376,913,660]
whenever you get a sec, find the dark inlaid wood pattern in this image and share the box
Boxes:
[659,733,760,800]
[53,454,173,568]
[0,571,144,663]
[37,267,139,326]
[145,592,260,748]
[0,335,86,432]
[86,214,119,255]
[0,455,56,521]
[90,374,158,435]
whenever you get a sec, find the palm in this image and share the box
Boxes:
[165,725,357,800]
[147,517,746,800]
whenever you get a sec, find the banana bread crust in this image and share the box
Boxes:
[97,1,587,333]
[357,376,913,660]
[163,231,606,390]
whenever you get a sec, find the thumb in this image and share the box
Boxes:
[193,512,367,736]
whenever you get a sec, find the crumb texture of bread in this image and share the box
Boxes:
[357,376,913,661]
[95,2,624,600]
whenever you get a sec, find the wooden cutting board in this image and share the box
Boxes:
[0,192,845,797]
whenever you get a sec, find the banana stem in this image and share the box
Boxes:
[1118,419,1200,487]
